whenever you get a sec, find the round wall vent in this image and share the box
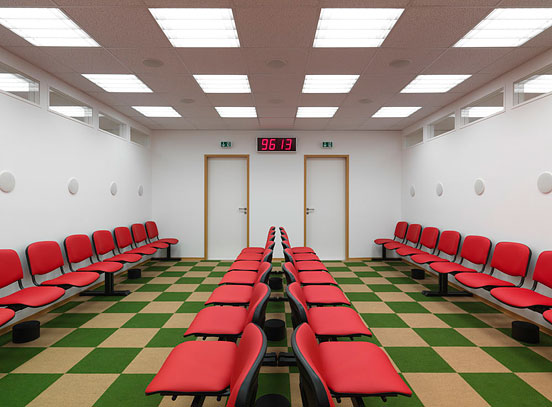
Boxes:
[110,182,118,196]
[436,182,444,197]
[68,177,79,195]
[474,178,485,196]
[537,172,552,194]
[0,170,15,193]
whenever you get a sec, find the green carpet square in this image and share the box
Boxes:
[387,302,430,314]
[413,328,475,346]
[407,292,447,302]
[95,374,161,407]
[51,301,81,313]
[335,277,363,284]
[385,347,454,372]
[209,271,226,277]
[387,277,418,285]
[372,266,396,271]
[345,262,367,267]
[120,277,153,285]
[361,313,409,328]
[52,328,116,347]
[347,292,381,301]
[482,347,552,372]
[0,348,44,372]
[153,292,191,302]
[175,261,198,266]
[105,302,148,313]
[158,271,185,277]
[146,329,195,347]
[355,271,380,277]
[43,313,97,328]
[0,374,61,407]
[327,267,350,272]
[177,302,206,313]
[368,284,401,292]
[436,314,490,328]
[190,266,215,271]
[195,284,219,292]
[257,373,291,400]
[144,266,170,271]
[69,348,141,374]
[123,313,171,328]
[267,302,285,313]
[136,284,170,292]
[176,277,204,284]
[218,262,233,266]
[452,301,501,314]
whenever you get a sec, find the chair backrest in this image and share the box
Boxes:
[394,221,409,240]
[255,262,272,283]
[26,241,64,276]
[0,249,25,288]
[145,221,159,240]
[490,242,531,277]
[287,282,309,328]
[459,235,492,265]
[283,248,295,264]
[533,251,552,289]
[131,223,148,245]
[114,227,134,250]
[268,233,276,242]
[227,323,267,407]
[282,262,299,283]
[419,227,440,250]
[291,323,335,407]
[437,230,461,256]
[405,224,422,245]
[264,240,276,251]
[245,283,271,325]
[261,249,272,263]
[92,230,116,256]
[282,240,291,250]
[64,234,94,264]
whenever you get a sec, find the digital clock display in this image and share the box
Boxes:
[257,137,296,152]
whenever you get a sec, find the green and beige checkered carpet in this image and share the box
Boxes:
[1,259,551,407]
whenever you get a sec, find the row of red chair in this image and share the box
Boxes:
[280,227,412,405]
[375,221,552,327]
[0,221,176,328]
[146,227,276,406]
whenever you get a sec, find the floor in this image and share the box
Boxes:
[0,259,551,407]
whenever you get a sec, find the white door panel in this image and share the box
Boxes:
[306,157,346,260]
[207,157,248,259]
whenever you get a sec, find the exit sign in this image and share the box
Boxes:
[220,141,232,148]
[322,141,333,148]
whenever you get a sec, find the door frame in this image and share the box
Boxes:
[304,155,350,259]
[204,154,250,259]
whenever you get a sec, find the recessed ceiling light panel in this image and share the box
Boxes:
[455,8,552,47]
[215,106,257,118]
[0,8,99,47]
[372,106,421,117]
[314,8,403,47]
[401,75,471,93]
[302,75,359,93]
[82,74,152,93]
[193,75,251,93]
[149,8,240,47]
[132,106,181,117]
[296,107,338,118]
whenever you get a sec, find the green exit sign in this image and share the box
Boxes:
[322,141,333,148]
[220,141,232,148]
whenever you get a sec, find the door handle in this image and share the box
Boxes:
[306,208,315,215]
[238,207,248,214]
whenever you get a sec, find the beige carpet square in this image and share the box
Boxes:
[516,372,552,400]
[434,347,510,372]
[123,348,172,373]
[421,302,467,314]
[474,313,516,328]
[352,301,394,314]
[339,284,372,292]
[165,284,199,292]
[371,328,429,347]
[396,284,427,293]
[13,347,93,373]
[66,301,116,314]
[187,292,212,302]
[361,277,390,285]
[163,313,197,328]
[81,313,134,328]
[120,292,160,302]
[149,277,179,285]
[98,328,158,348]
[4,328,74,348]
[455,328,523,347]
[139,302,181,314]
[398,313,449,328]
[375,292,415,302]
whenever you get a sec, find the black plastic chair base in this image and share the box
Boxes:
[512,321,540,344]
[127,269,142,279]
[269,277,283,290]
[80,272,130,296]
[263,352,278,366]
[422,272,472,297]
[12,320,40,343]
[411,269,425,280]
[264,319,286,341]
[255,394,291,407]
[277,352,296,366]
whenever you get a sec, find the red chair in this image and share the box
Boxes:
[410,230,461,265]
[145,221,179,260]
[240,240,275,255]
[396,227,439,257]
[285,249,327,272]
[287,283,370,339]
[292,323,411,406]
[544,310,552,325]
[219,263,272,286]
[491,251,552,314]
[373,221,408,259]
[282,239,315,255]
[228,249,272,272]
[26,242,100,289]
[64,234,128,296]
[283,262,337,286]
[115,227,157,256]
[0,308,15,327]
[185,283,271,339]
[132,223,168,250]
[206,275,270,306]
[92,230,143,264]
[384,224,422,252]
[422,235,491,297]
[455,242,531,291]
[235,248,273,262]
[146,323,266,406]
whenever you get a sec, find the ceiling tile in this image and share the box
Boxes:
[206,93,255,106]
[143,0,232,6]
[256,106,297,117]
[259,118,295,129]
[423,48,513,74]
[108,47,187,75]
[0,0,55,5]
[4,46,74,73]
[410,0,499,5]
[364,48,445,75]
[253,92,299,107]
[249,74,304,93]
[41,48,129,73]
[0,25,35,47]
[298,93,347,106]
[176,48,247,74]
[147,117,196,130]
[318,0,409,6]
[293,118,330,130]
[244,48,308,74]
[306,48,376,74]
[383,92,461,107]
[220,118,260,129]
[351,73,417,96]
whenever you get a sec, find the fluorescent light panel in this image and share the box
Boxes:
[296,107,338,118]
[194,75,251,93]
[460,106,503,118]
[149,8,239,47]
[314,8,404,47]
[372,106,421,117]
[132,106,181,117]
[455,8,552,47]
[302,75,359,93]
[0,8,99,47]
[82,74,152,93]
[215,106,257,118]
[401,75,471,93]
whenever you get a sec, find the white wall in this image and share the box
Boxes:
[151,130,403,259]
[0,48,153,323]
[401,49,552,324]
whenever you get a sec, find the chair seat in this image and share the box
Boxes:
[296,261,328,272]
[148,241,169,249]
[544,310,552,325]
[235,253,263,261]
[0,286,65,307]
[241,247,264,254]
[229,261,260,271]
[293,253,321,262]
[308,307,371,337]
[455,273,515,289]
[384,242,406,250]
[319,342,412,397]
[411,254,450,264]
[291,247,315,254]
[0,308,15,326]
[430,262,476,274]
[219,271,258,285]
[77,261,123,273]
[205,285,253,305]
[298,272,337,285]
[145,341,236,395]
[185,306,248,337]
[125,246,156,255]
[159,238,179,245]
[396,247,426,256]
[374,238,394,245]
[490,287,552,308]
[303,285,350,305]
[104,253,142,263]
[42,271,99,287]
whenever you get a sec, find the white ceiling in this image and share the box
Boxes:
[1,0,551,130]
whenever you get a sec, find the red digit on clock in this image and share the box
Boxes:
[269,138,276,150]
[285,138,292,150]
[261,138,268,150]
